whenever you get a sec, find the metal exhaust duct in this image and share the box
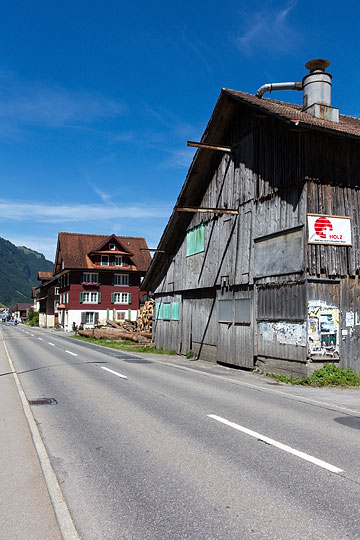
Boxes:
[255,58,339,123]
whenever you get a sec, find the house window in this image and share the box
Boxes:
[186,223,205,256]
[67,273,70,286]
[109,243,115,250]
[101,255,109,266]
[66,292,69,304]
[55,287,59,295]
[115,256,125,266]
[116,311,126,320]
[82,273,98,284]
[81,291,101,304]
[114,274,129,286]
[112,292,131,304]
[85,312,94,324]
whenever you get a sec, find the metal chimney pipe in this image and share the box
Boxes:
[256,81,302,98]
[302,58,332,109]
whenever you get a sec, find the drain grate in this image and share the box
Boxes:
[28,398,58,406]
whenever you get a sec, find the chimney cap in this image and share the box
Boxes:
[305,58,330,72]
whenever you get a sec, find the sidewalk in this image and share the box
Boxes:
[0,333,63,540]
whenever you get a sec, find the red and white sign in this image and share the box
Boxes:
[307,214,352,245]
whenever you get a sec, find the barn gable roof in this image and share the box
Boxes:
[142,89,360,290]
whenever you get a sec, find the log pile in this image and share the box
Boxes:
[76,300,155,342]
[137,301,154,332]
[78,327,151,343]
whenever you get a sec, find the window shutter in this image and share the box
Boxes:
[128,274,132,286]
[112,260,116,266]
[94,312,99,324]
[81,312,86,324]
[111,274,114,286]
[81,273,84,283]
[122,258,125,267]
[111,293,115,304]
[80,292,84,304]
[171,302,179,321]
[128,293,132,304]
[98,293,102,304]
[98,273,101,284]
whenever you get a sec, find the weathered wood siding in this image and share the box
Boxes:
[152,103,360,372]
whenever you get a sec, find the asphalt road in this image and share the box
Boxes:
[2,323,360,539]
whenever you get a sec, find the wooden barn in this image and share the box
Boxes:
[142,59,360,376]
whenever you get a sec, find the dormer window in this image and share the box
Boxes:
[115,256,125,266]
[109,243,116,250]
[101,255,109,266]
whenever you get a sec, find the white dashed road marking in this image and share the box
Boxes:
[208,414,343,474]
[101,366,127,380]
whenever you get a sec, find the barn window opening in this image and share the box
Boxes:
[186,223,205,256]
[218,300,232,322]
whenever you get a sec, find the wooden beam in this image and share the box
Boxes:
[175,206,238,215]
[140,248,167,253]
[187,141,232,152]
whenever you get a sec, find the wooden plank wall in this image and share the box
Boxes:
[153,105,360,371]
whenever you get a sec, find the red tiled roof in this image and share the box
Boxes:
[223,89,360,138]
[38,271,53,280]
[56,232,152,273]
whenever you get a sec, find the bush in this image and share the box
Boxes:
[267,363,360,387]
[27,310,39,327]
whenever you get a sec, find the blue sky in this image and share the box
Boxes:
[0,0,359,262]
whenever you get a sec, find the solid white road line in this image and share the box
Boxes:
[101,366,128,380]
[0,330,80,539]
[65,350,77,356]
[208,414,343,474]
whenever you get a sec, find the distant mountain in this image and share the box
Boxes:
[0,237,53,306]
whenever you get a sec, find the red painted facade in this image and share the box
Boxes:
[53,233,151,324]
[59,269,142,311]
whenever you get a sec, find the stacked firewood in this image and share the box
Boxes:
[137,301,154,333]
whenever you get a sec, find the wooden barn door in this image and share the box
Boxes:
[217,290,254,368]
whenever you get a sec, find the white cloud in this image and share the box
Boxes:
[0,199,172,223]
[0,73,126,130]
[235,0,298,56]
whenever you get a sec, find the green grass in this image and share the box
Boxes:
[266,363,360,387]
[72,335,176,355]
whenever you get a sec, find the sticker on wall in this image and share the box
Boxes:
[307,214,352,246]
[356,313,360,326]
[308,300,339,358]
[346,312,355,327]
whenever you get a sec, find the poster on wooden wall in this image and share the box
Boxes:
[307,214,352,246]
